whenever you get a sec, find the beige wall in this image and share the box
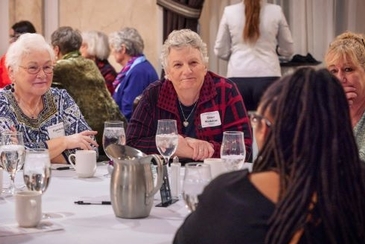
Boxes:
[9,0,42,34]
[58,0,161,72]
[4,0,224,74]
[7,0,162,73]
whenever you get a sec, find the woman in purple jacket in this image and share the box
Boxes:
[109,27,158,121]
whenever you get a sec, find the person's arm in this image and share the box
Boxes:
[276,7,294,58]
[214,8,232,61]
[49,89,98,163]
[46,130,98,164]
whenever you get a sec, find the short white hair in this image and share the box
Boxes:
[82,31,111,60]
[160,29,208,70]
[6,33,55,71]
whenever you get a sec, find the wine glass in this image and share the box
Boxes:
[103,121,126,155]
[221,131,246,171]
[220,131,246,171]
[155,119,178,165]
[102,121,126,175]
[182,163,211,212]
[23,148,52,218]
[0,132,25,195]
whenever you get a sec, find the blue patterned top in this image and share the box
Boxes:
[0,87,93,162]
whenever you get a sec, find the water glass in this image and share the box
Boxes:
[23,148,51,193]
[23,148,52,219]
[182,163,211,212]
[103,121,126,157]
[103,120,125,176]
[0,132,25,195]
[155,119,178,165]
[220,131,246,171]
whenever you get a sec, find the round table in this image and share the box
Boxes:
[0,163,189,244]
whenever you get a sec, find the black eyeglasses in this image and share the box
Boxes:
[250,113,272,127]
[19,65,54,75]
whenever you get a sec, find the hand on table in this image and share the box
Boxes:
[185,137,214,161]
[65,130,98,150]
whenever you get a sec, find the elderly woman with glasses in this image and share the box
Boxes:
[0,33,98,164]
[127,29,252,162]
[325,31,365,161]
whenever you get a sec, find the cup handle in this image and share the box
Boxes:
[68,154,77,170]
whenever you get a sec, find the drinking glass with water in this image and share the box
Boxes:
[182,163,211,212]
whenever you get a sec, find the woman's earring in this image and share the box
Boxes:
[10,84,15,92]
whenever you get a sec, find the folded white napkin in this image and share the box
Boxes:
[0,221,63,237]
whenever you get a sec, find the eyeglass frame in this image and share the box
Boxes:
[18,65,54,75]
[250,113,272,128]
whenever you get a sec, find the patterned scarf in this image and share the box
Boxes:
[112,55,146,91]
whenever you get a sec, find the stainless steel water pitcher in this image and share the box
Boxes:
[108,145,164,219]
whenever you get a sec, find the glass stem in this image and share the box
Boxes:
[9,173,15,194]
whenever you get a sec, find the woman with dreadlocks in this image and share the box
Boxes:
[173,67,365,244]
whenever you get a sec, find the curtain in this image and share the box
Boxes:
[157,0,205,41]
[156,0,205,77]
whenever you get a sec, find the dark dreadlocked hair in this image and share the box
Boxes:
[252,67,365,243]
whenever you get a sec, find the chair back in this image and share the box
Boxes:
[228,77,279,111]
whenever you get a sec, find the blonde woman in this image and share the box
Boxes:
[325,31,365,161]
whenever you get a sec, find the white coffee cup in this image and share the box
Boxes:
[15,191,42,228]
[203,158,227,179]
[68,150,97,178]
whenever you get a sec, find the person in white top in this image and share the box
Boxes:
[214,0,294,78]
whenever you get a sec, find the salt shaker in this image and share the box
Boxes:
[170,156,181,200]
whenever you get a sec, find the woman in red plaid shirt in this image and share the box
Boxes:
[126,29,252,162]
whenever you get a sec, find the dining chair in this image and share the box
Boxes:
[228,77,279,111]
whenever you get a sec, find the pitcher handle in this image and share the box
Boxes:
[146,154,164,200]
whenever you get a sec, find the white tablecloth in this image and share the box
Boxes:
[0,164,189,244]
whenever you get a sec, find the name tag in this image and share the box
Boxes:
[200,111,221,128]
[47,122,65,139]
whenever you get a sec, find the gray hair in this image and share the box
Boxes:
[5,33,55,71]
[160,29,208,70]
[81,30,110,60]
[109,27,144,56]
[51,26,82,55]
